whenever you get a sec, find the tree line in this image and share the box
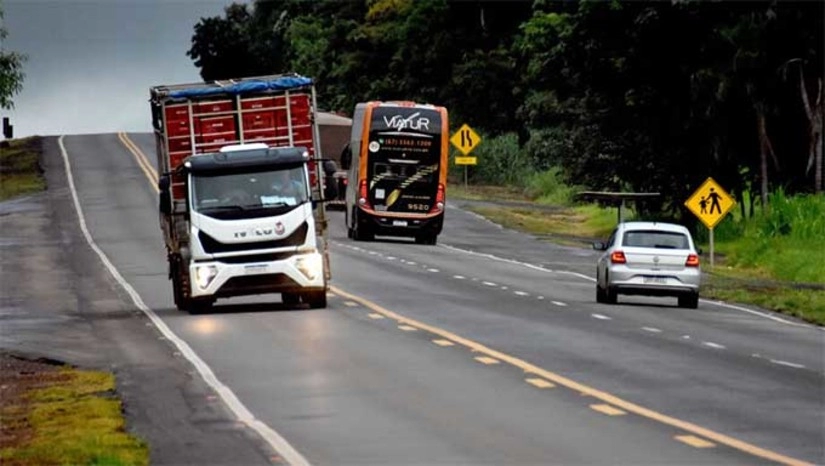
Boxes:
[187,0,823,217]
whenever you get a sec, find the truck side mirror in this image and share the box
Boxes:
[340,144,352,170]
[158,175,171,215]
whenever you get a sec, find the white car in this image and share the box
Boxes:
[593,222,701,308]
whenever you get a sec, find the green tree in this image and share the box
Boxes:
[0,1,26,109]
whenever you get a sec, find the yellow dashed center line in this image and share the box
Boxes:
[590,404,627,416]
[526,378,555,389]
[432,339,455,347]
[327,285,812,466]
[676,435,716,449]
[114,131,811,466]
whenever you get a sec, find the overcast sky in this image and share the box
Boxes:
[3,0,247,138]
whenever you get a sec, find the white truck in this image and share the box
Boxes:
[150,74,330,312]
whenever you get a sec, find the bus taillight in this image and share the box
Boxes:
[358,180,371,208]
[430,183,445,213]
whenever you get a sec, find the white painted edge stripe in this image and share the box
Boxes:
[61,135,309,466]
[439,243,595,282]
[439,243,822,330]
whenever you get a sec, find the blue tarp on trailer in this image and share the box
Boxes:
[168,76,313,99]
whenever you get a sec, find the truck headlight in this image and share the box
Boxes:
[295,254,323,281]
[195,265,218,290]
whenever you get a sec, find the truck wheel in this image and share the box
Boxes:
[188,298,214,314]
[282,292,300,307]
[303,290,327,309]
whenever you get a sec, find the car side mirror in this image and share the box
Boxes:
[592,241,607,251]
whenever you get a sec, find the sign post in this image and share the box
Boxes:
[450,124,481,190]
[684,177,736,268]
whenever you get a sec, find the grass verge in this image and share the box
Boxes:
[452,185,825,326]
[0,355,148,466]
[0,137,45,201]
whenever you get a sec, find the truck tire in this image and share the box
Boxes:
[188,298,214,314]
[303,290,327,309]
[282,292,300,307]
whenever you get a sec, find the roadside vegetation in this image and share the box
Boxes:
[450,173,825,326]
[0,353,148,466]
[0,137,44,201]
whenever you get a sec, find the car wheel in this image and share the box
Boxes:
[678,293,699,309]
[605,287,618,304]
[596,285,607,303]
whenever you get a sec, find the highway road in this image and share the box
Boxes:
[3,133,823,465]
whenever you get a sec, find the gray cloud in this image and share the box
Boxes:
[3,0,246,137]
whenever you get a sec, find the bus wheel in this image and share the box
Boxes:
[415,234,437,245]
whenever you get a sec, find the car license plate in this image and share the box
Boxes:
[643,276,667,284]
[243,264,268,274]
[393,220,408,227]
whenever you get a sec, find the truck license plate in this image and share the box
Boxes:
[244,264,269,274]
[392,220,408,227]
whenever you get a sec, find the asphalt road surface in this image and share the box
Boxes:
[1,133,823,465]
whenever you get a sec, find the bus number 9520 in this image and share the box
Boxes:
[407,203,430,212]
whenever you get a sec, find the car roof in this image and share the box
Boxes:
[618,221,691,234]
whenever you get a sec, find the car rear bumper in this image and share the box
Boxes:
[608,267,700,297]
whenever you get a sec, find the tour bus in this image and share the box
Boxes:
[342,101,449,245]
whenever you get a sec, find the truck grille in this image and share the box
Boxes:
[199,222,308,254]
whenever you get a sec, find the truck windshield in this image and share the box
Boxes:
[192,166,308,218]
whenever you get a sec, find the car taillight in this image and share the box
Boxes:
[358,179,370,208]
[685,254,700,267]
[429,183,445,213]
[610,251,626,264]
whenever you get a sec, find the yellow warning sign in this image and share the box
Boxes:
[450,124,481,156]
[684,177,736,229]
[455,156,477,165]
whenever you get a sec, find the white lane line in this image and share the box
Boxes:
[453,275,466,280]
[514,291,529,297]
[702,342,726,350]
[407,261,417,266]
[591,314,612,320]
[439,243,594,282]
[427,268,440,273]
[642,327,662,333]
[682,335,692,340]
[537,296,545,300]
[551,301,566,307]
[439,243,822,330]
[63,136,310,466]
[501,286,509,290]
[386,256,396,261]
[482,281,498,287]
[770,359,806,369]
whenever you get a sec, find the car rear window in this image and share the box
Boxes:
[622,230,690,249]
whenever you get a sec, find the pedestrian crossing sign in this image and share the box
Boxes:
[685,177,736,229]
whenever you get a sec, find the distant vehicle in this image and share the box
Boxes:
[150,73,330,312]
[317,111,352,207]
[342,101,449,245]
[592,221,701,308]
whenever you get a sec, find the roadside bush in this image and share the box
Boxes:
[525,166,582,205]
[463,132,531,186]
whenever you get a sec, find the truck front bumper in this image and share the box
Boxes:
[189,251,326,299]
